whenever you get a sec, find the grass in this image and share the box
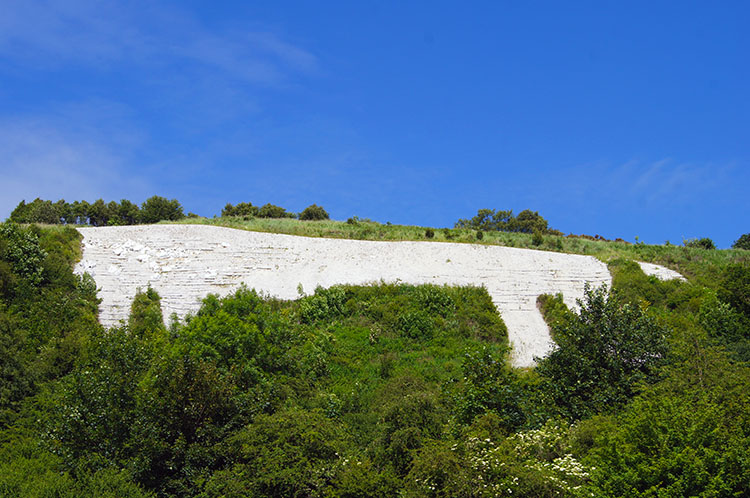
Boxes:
[169,216,749,283]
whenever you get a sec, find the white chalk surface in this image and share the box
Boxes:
[75,225,650,367]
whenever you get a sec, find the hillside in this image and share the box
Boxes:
[73,224,687,367]
[1,220,749,497]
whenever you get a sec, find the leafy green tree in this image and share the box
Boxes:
[299,204,330,221]
[0,222,47,287]
[9,198,62,224]
[684,237,716,250]
[536,285,669,420]
[585,345,750,497]
[451,346,524,431]
[118,199,141,225]
[733,233,750,250]
[718,263,750,319]
[257,203,294,218]
[203,408,346,498]
[510,209,549,234]
[222,202,258,217]
[128,287,165,338]
[87,199,110,227]
[140,196,184,224]
[70,200,90,224]
[455,208,556,234]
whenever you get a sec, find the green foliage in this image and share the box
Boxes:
[5,221,749,496]
[257,203,294,219]
[733,233,750,250]
[456,208,557,234]
[475,230,483,240]
[300,286,346,323]
[299,204,330,221]
[451,346,524,431]
[140,196,184,224]
[536,285,669,420]
[203,408,346,498]
[0,224,99,427]
[536,293,575,336]
[373,376,444,476]
[585,345,750,497]
[458,419,590,497]
[0,222,46,287]
[0,433,152,498]
[718,263,750,318]
[222,202,259,217]
[7,197,188,226]
[425,228,435,239]
[128,287,165,338]
[397,310,435,339]
[685,237,716,250]
[531,230,544,246]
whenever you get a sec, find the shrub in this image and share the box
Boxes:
[424,228,435,239]
[299,204,330,221]
[140,196,184,224]
[733,233,750,250]
[128,286,165,337]
[536,284,669,420]
[531,230,544,246]
[684,237,716,250]
[257,203,293,219]
[416,285,455,317]
[397,310,434,339]
[299,286,347,323]
[222,202,258,218]
[476,230,483,240]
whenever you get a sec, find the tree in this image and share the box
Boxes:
[87,199,111,227]
[118,199,141,225]
[733,233,750,250]
[129,287,165,338]
[140,196,184,224]
[222,202,258,217]
[455,208,555,234]
[510,209,548,234]
[684,237,716,250]
[299,204,330,221]
[257,203,293,219]
[536,285,668,420]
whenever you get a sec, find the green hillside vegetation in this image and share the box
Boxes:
[1,211,749,496]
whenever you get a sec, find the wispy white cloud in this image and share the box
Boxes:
[538,158,734,208]
[0,114,152,218]
[0,0,317,85]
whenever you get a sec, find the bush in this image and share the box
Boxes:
[684,237,716,250]
[222,202,258,217]
[531,230,544,246]
[536,284,669,420]
[257,203,294,219]
[140,196,184,224]
[299,286,347,323]
[456,208,556,234]
[424,228,435,239]
[733,233,750,250]
[476,230,483,240]
[299,204,330,221]
[397,310,434,339]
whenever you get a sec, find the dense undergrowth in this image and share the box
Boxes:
[1,221,749,497]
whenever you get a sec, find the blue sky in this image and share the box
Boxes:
[0,1,747,247]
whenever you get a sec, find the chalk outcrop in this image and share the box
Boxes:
[75,225,661,367]
[638,261,687,281]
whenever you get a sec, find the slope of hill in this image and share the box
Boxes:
[74,224,683,366]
